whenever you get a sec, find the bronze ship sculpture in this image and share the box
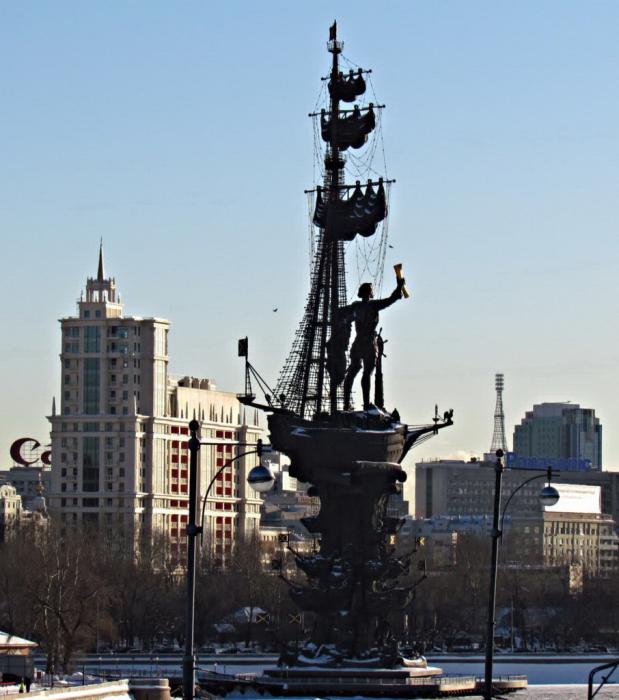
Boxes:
[238,21,454,671]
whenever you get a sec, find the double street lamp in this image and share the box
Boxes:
[182,418,275,700]
[483,449,560,700]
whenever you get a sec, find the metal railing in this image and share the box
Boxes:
[588,660,619,699]
[216,671,479,688]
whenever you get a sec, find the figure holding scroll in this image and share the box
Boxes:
[341,267,407,411]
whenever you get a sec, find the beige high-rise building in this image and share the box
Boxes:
[48,246,263,562]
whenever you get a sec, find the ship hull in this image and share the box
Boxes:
[268,410,407,483]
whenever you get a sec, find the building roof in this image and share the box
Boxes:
[0,632,37,649]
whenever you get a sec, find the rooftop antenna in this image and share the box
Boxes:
[490,373,508,454]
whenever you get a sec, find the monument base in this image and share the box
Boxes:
[199,659,527,698]
[198,663,527,697]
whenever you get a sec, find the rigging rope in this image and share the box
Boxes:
[308,57,393,301]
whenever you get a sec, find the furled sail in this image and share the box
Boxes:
[328,69,366,103]
[313,179,387,241]
[321,104,375,151]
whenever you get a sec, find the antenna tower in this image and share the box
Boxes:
[490,373,508,453]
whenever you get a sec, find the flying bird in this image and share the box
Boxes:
[273,307,278,312]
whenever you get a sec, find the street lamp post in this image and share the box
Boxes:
[182,418,275,700]
[483,450,559,700]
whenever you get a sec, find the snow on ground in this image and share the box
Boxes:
[222,686,618,700]
[516,687,618,699]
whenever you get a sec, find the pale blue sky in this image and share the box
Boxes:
[1,2,617,467]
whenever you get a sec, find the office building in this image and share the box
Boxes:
[48,246,264,562]
[0,481,48,542]
[513,402,602,470]
[0,467,51,509]
[415,458,548,520]
[0,484,22,542]
[414,459,619,575]
[513,484,619,576]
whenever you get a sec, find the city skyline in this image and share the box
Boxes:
[1,2,617,467]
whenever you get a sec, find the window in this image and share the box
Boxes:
[84,310,91,319]
[83,359,100,414]
[123,374,129,384]
[84,326,101,353]
[83,436,100,492]
[95,309,101,318]
[64,375,71,384]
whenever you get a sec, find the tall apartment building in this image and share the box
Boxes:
[48,247,264,562]
[513,402,602,470]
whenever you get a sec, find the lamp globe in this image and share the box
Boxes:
[247,464,275,493]
[539,484,560,508]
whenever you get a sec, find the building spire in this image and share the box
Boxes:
[97,238,105,282]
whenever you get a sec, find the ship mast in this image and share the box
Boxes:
[300,22,346,418]
[275,23,383,420]
[325,21,344,416]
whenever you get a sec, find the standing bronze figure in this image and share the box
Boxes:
[342,279,405,410]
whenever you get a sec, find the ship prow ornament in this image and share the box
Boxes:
[236,21,455,681]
